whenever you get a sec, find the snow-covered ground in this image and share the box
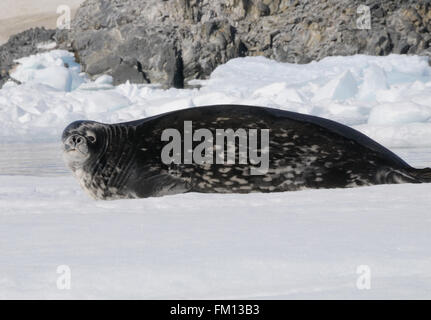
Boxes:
[3,50,431,147]
[0,50,430,299]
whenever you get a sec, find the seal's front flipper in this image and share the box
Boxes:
[138,171,192,197]
[147,163,194,197]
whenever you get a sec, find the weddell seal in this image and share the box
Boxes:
[62,105,431,200]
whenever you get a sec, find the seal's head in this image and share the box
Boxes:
[62,120,104,171]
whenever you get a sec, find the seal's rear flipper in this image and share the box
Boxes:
[407,167,431,183]
[376,167,429,184]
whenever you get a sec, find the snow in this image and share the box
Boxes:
[1,51,431,147]
[368,102,431,126]
[1,158,431,299]
[10,50,87,92]
[36,42,58,51]
[0,50,431,299]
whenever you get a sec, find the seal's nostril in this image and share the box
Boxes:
[68,135,84,147]
[68,136,75,147]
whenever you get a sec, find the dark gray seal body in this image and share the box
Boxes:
[62,105,431,200]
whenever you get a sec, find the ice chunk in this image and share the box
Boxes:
[95,74,114,85]
[10,50,87,92]
[358,64,389,101]
[313,70,358,101]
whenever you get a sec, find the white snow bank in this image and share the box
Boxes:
[10,50,87,91]
[1,174,430,299]
[1,51,431,147]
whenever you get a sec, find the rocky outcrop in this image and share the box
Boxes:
[60,0,431,88]
[3,1,431,89]
[0,27,57,87]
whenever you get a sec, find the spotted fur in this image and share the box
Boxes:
[62,105,431,200]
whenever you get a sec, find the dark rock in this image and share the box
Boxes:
[57,0,431,88]
[111,58,150,86]
[394,40,410,54]
[4,0,431,89]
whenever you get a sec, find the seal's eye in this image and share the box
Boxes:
[86,131,96,143]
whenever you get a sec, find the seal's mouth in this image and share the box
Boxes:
[65,148,79,154]
[63,143,79,154]
[63,145,87,156]
[63,144,75,152]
